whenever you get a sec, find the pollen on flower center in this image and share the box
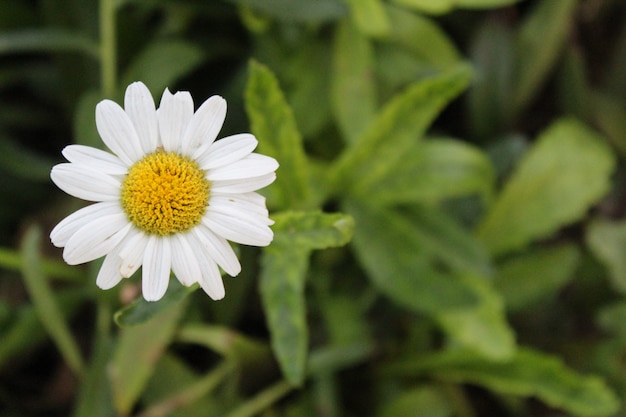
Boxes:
[120,150,210,235]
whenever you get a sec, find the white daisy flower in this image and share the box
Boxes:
[50,81,278,301]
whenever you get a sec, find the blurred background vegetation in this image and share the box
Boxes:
[1,0,626,416]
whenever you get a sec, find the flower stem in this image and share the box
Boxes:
[99,0,117,97]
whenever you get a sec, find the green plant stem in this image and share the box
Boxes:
[226,380,293,417]
[99,0,117,96]
[0,247,83,281]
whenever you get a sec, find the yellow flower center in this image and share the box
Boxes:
[120,150,210,235]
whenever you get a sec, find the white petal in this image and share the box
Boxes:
[142,236,172,301]
[51,163,121,202]
[124,81,159,153]
[96,244,124,290]
[181,95,226,155]
[158,89,194,152]
[63,215,131,265]
[206,153,278,181]
[117,227,149,278]
[210,173,276,194]
[62,145,128,175]
[196,134,258,170]
[192,226,241,276]
[50,201,123,247]
[95,100,144,164]
[195,245,225,300]
[170,233,202,286]
[203,207,274,247]
[210,192,272,223]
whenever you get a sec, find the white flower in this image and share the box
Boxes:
[50,81,278,301]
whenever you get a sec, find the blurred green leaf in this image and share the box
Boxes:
[366,138,495,205]
[331,18,377,144]
[260,246,309,386]
[587,219,626,295]
[513,0,577,114]
[494,244,580,311]
[245,60,311,210]
[121,40,205,97]
[342,0,390,37]
[0,136,55,182]
[346,200,479,313]
[272,211,354,250]
[73,89,104,148]
[392,348,620,417]
[390,0,521,14]
[559,46,591,120]
[333,64,472,197]
[319,294,370,347]
[114,279,198,327]
[597,302,626,338]
[20,224,85,375]
[377,386,453,417]
[477,119,615,256]
[226,0,347,22]
[435,273,515,359]
[0,28,99,58]
[590,91,626,157]
[110,298,187,415]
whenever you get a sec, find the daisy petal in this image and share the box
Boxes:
[95,100,144,164]
[210,192,272,222]
[118,227,149,278]
[96,245,124,290]
[181,95,226,154]
[50,201,123,247]
[142,236,172,301]
[195,247,225,300]
[171,233,202,286]
[51,163,121,202]
[210,173,276,194]
[62,145,128,175]
[192,226,241,276]
[206,153,278,181]
[64,215,131,265]
[158,89,194,152]
[124,82,159,153]
[196,134,258,170]
[203,208,273,247]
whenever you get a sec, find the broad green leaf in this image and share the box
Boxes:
[342,0,390,37]
[331,19,377,144]
[0,29,99,58]
[590,91,626,157]
[110,299,186,415]
[226,0,347,23]
[20,224,84,375]
[377,386,453,417]
[271,211,354,251]
[389,0,520,14]
[366,138,495,205]
[332,65,472,196]
[260,247,309,386]
[477,119,615,256]
[392,348,620,417]
[245,60,310,210]
[346,200,479,314]
[494,244,580,311]
[513,0,577,114]
[468,19,515,139]
[121,40,204,98]
[587,219,626,294]
[114,280,198,327]
[435,273,515,359]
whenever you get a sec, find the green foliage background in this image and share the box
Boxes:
[1,0,625,416]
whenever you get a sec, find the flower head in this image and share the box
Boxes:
[50,82,278,301]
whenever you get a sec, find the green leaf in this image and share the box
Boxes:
[389,0,521,14]
[559,46,591,120]
[587,219,626,294]
[332,65,472,197]
[392,348,620,417]
[597,302,626,338]
[121,40,204,97]
[0,28,99,58]
[477,119,615,256]
[114,279,198,327]
[377,386,453,417]
[260,247,309,386]
[331,19,377,144]
[272,211,354,251]
[513,0,577,114]
[590,91,626,157]
[226,0,347,23]
[494,244,580,311]
[346,200,479,314]
[342,0,390,37]
[110,299,186,415]
[0,137,55,182]
[245,60,310,210]
[20,224,85,375]
[73,89,104,148]
[366,138,495,205]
